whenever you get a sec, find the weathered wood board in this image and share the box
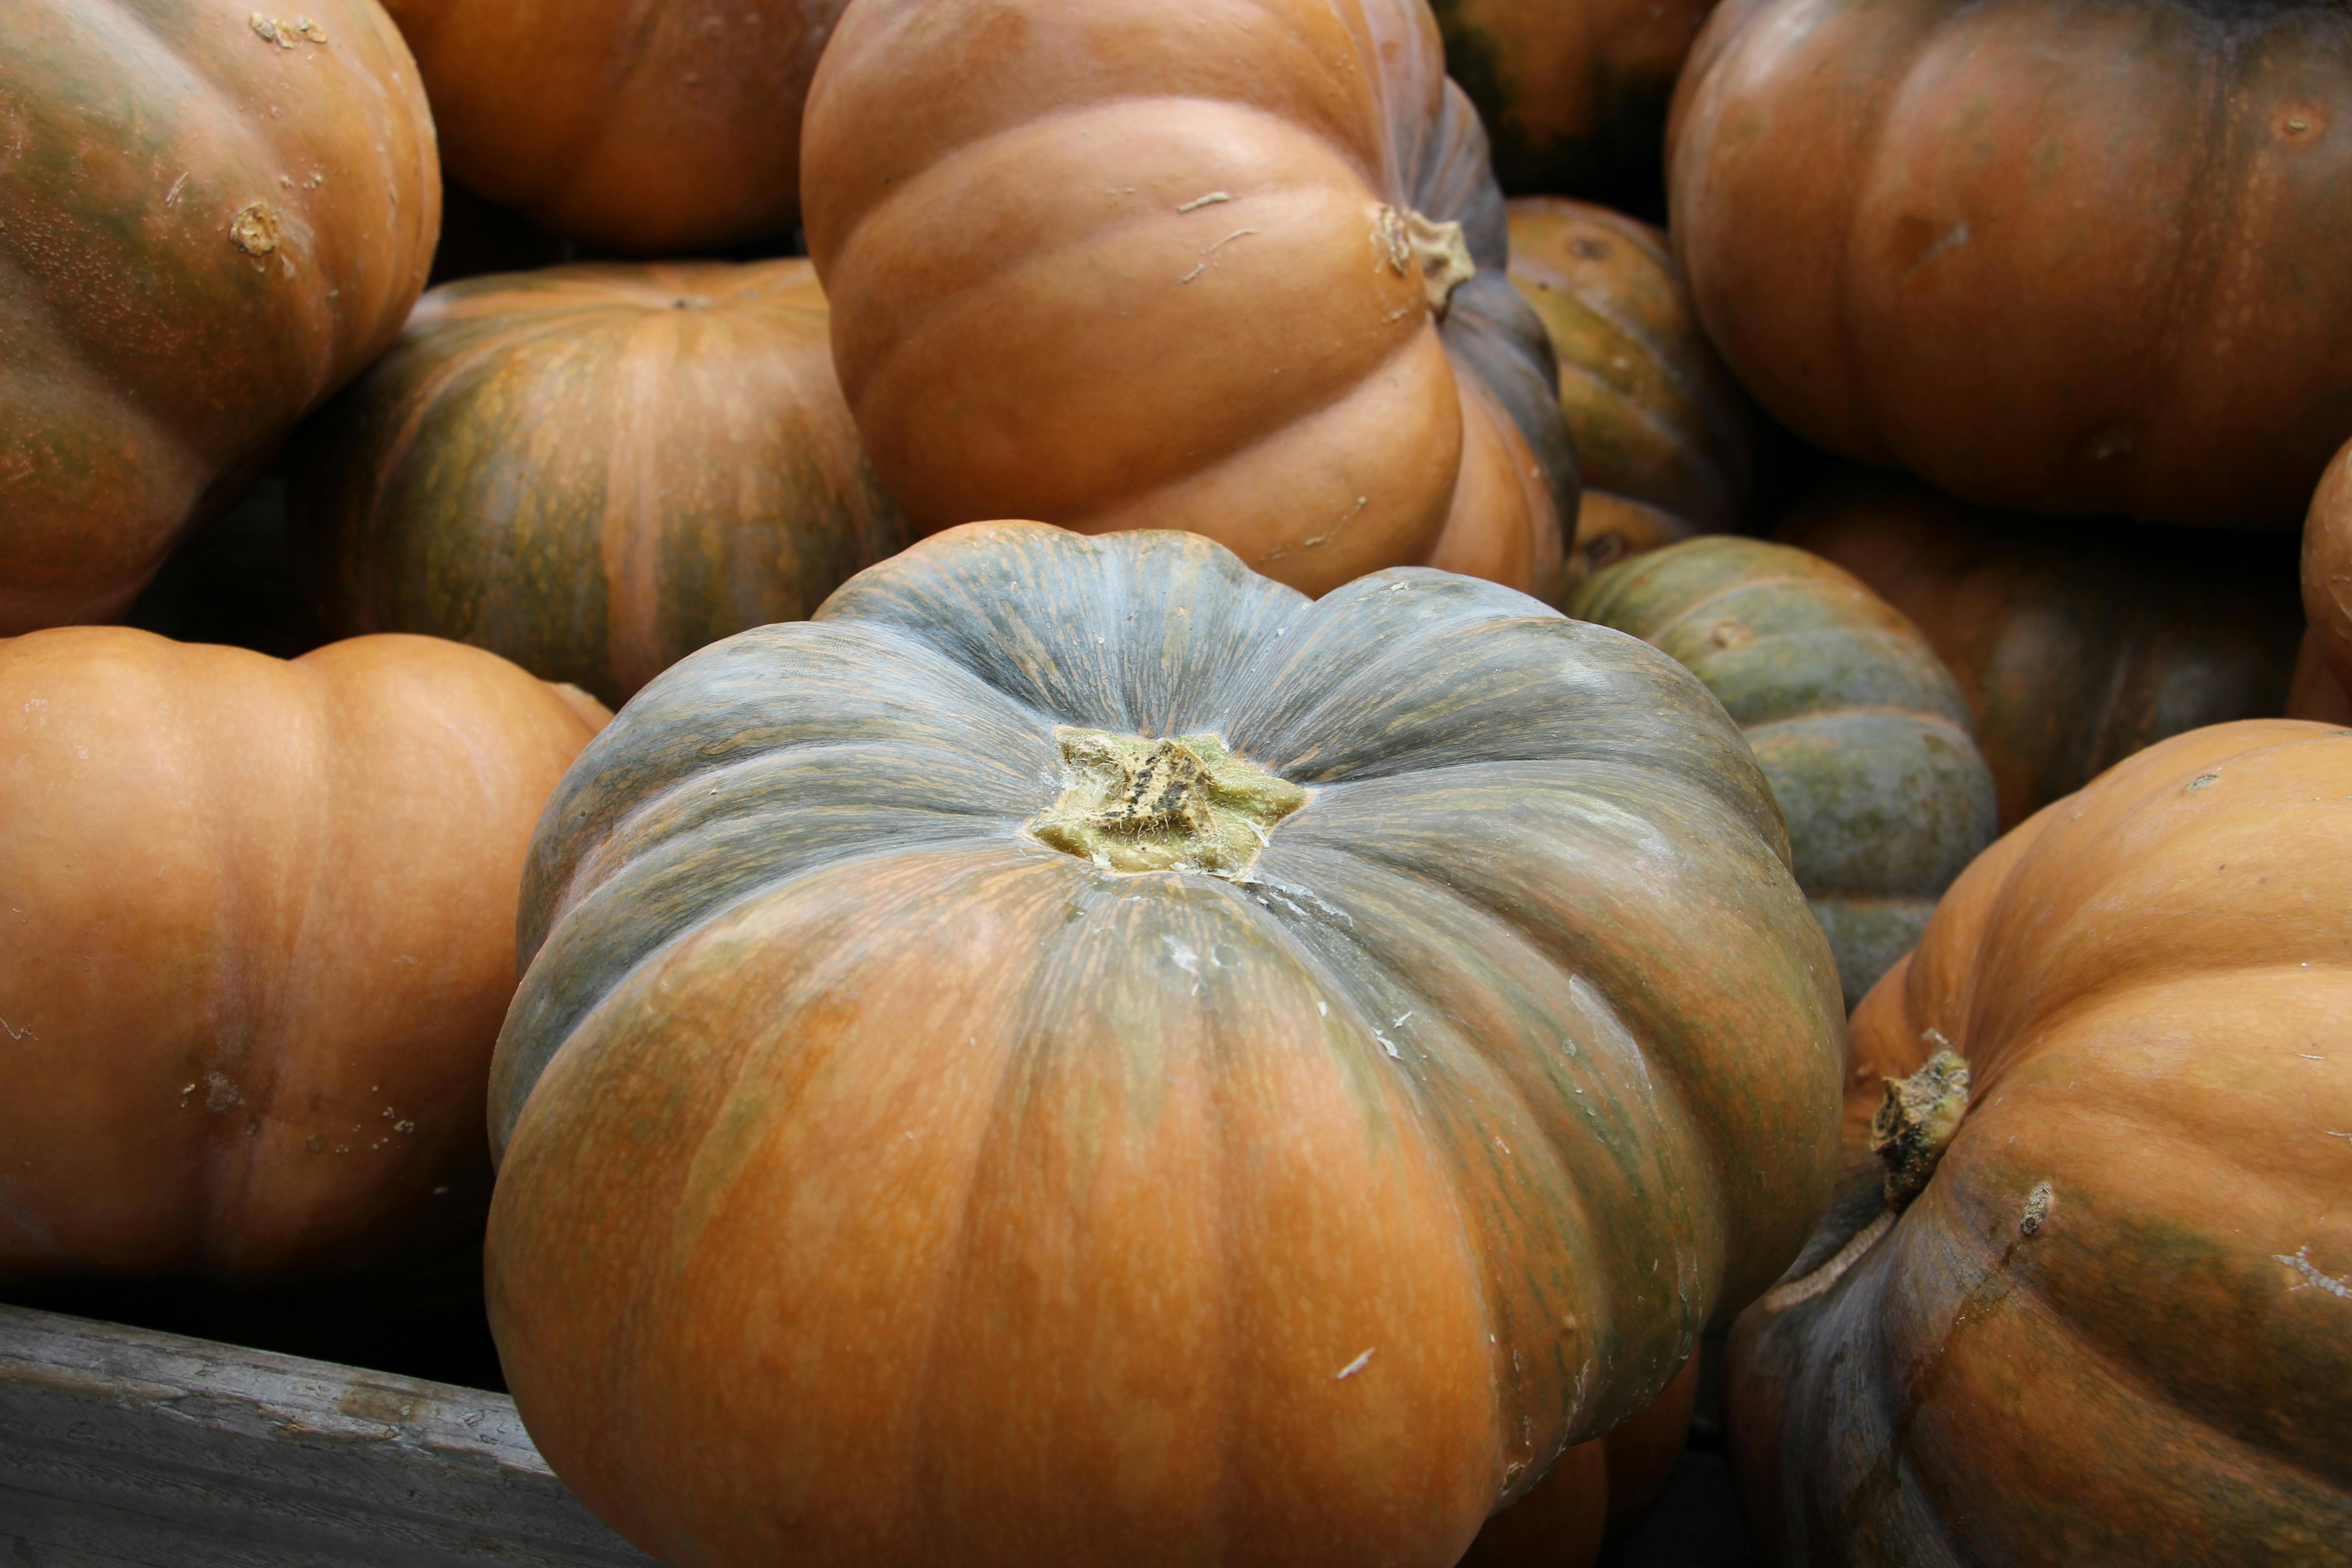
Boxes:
[0,1303,658,1567]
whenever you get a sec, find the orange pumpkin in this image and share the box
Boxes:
[0,0,439,633]
[1506,198,1753,583]
[377,0,845,253]
[0,629,605,1285]
[801,0,1578,603]
[1728,720,2352,1565]
[1460,1357,1699,1566]
[1668,0,2352,526]
[295,260,909,707]
[2295,436,2352,723]
[485,523,1844,1568]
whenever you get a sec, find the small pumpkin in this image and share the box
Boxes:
[0,629,605,1285]
[295,260,910,707]
[802,0,1578,603]
[1727,720,2352,1566]
[376,0,846,253]
[0,0,438,633]
[2295,435,2352,722]
[1667,0,2352,526]
[1778,469,2301,829]
[1506,199,1754,583]
[485,523,1843,1568]
[1569,536,1996,1008]
[1431,0,1722,210]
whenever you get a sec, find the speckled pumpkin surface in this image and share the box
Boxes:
[485,523,1843,1568]
[1506,199,1754,585]
[1779,469,2300,830]
[1729,721,2352,1567]
[0,0,439,633]
[295,260,910,707]
[1570,536,1995,1009]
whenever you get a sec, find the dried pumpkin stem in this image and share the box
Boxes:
[1374,206,1476,317]
[1759,1048,1972,1313]
[1028,727,1307,880]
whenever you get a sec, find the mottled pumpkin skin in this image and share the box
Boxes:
[1668,0,2352,527]
[0,0,439,633]
[803,0,1578,604]
[2297,436,2352,720]
[295,260,910,707]
[1729,721,2352,1567]
[377,0,846,253]
[1779,470,2300,830]
[485,524,1843,1568]
[1506,200,1754,585]
[0,630,605,1286]
[1430,0,1721,211]
[1570,537,1995,1010]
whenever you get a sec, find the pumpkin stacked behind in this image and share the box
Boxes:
[1569,536,1995,1007]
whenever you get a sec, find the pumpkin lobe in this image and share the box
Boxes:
[1028,726,1307,879]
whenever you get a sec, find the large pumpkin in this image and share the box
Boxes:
[1569,536,1996,1009]
[0,0,439,634]
[0,630,605,1285]
[801,0,1578,604]
[1431,0,1721,209]
[1727,720,2352,1566]
[375,0,844,253]
[1667,0,2352,527]
[295,260,910,707]
[1778,469,2301,830]
[485,524,1843,1568]
[1506,199,1754,584]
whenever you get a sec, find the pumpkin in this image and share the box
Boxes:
[1460,1357,1698,1567]
[484,523,1844,1568]
[801,0,1579,605]
[1505,199,1754,585]
[375,0,845,253]
[1778,469,2301,830]
[1667,0,2352,527]
[0,629,606,1285]
[0,0,439,634]
[1431,0,1721,210]
[2296,435,2352,722]
[1568,536,1996,1009]
[294,260,910,708]
[1726,720,2352,1567]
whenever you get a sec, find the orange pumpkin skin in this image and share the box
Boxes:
[1431,0,1722,208]
[802,0,1577,604]
[377,0,844,253]
[296,260,909,707]
[1778,470,2300,830]
[1668,0,2352,527]
[485,523,1842,1568]
[0,0,439,634]
[1505,199,1753,584]
[1727,720,2352,1566]
[0,629,605,1286]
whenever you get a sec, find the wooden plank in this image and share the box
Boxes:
[0,1304,659,1567]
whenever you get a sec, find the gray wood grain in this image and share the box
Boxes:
[0,1304,659,1567]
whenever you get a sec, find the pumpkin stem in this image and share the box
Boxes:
[1375,206,1476,317]
[1759,1048,1973,1314]
[1027,727,1307,879]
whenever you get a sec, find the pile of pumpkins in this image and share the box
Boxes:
[3,2,2347,1565]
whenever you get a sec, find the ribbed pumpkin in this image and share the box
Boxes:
[1668,0,2352,526]
[295,260,910,707]
[1728,720,2352,1567]
[1778,470,2301,829]
[1506,199,1754,584]
[377,0,845,253]
[2295,436,2352,722]
[485,523,1844,1568]
[0,629,605,1285]
[1569,536,1995,1008]
[1431,0,1721,209]
[0,0,438,634]
[802,0,1578,604]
